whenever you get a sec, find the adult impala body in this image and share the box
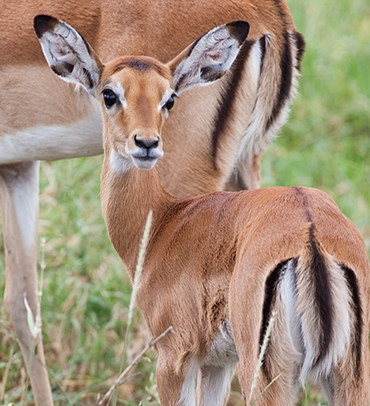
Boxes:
[37,15,370,405]
[1,1,304,404]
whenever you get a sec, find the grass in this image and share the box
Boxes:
[1,0,369,403]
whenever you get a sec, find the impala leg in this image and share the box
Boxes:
[229,266,296,406]
[331,351,370,405]
[156,351,198,406]
[196,364,236,406]
[0,161,53,406]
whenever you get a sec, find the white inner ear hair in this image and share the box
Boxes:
[40,21,100,88]
[173,26,240,91]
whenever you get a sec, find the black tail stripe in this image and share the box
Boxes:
[265,31,293,132]
[211,39,256,169]
[341,264,363,376]
[308,224,334,366]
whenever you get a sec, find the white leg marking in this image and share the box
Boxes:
[179,358,198,406]
[201,364,236,406]
[198,320,238,406]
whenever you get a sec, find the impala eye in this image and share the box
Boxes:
[103,89,117,108]
[164,94,176,111]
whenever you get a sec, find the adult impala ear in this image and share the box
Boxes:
[34,15,104,94]
[168,21,249,94]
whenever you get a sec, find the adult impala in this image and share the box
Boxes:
[1,1,303,404]
[37,15,370,405]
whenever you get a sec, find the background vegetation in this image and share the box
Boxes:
[1,0,369,403]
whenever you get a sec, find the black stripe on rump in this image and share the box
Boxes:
[210,39,257,169]
[259,259,293,356]
[265,31,293,131]
[307,223,334,366]
[341,264,363,376]
[293,187,313,222]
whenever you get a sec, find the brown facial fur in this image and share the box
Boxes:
[100,57,171,156]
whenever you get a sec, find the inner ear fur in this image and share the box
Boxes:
[34,14,104,93]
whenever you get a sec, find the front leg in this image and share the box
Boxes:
[156,351,198,406]
[0,162,53,406]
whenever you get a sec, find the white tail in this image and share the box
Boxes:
[1,2,304,404]
[37,16,370,405]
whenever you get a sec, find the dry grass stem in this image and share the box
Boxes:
[127,210,153,329]
[113,210,153,405]
[248,310,277,405]
[0,348,14,402]
[97,326,173,405]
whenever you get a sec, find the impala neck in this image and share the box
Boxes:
[100,149,174,279]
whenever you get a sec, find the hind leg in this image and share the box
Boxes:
[331,360,370,405]
[229,262,300,406]
[196,363,236,406]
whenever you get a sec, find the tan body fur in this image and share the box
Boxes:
[102,170,370,405]
[36,17,370,405]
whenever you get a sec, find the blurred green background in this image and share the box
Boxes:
[0,0,369,404]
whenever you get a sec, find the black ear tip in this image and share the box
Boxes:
[226,21,250,44]
[34,14,59,38]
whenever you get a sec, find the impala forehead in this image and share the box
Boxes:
[104,68,172,108]
[102,57,172,103]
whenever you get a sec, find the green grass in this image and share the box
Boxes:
[1,0,370,403]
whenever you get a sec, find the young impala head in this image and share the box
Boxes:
[34,15,249,171]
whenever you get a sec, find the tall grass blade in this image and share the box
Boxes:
[113,210,153,406]
[248,310,276,405]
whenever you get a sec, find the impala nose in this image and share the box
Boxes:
[134,136,159,150]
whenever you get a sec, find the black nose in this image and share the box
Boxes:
[135,136,159,149]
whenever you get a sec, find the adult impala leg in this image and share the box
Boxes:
[0,161,53,406]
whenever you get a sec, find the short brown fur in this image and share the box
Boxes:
[95,56,370,405]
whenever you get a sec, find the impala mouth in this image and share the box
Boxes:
[136,156,157,161]
[129,149,163,160]
[132,156,159,171]
[127,146,163,170]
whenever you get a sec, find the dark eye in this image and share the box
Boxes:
[103,89,117,108]
[164,94,175,111]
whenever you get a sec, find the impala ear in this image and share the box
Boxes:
[34,15,103,94]
[168,21,249,94]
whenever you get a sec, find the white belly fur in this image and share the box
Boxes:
[0,101,103,164]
